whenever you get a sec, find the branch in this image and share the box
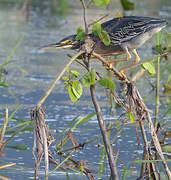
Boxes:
[92,52,128,81]
[80,0,88,34]
[88,14,109,27]
[90,85,119,180]
[37,51,84,108]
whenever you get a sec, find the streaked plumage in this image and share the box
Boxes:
[41,16,168,78]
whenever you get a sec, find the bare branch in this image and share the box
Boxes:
[80,0,88,34]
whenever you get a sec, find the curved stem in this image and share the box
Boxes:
[37,51,84,108]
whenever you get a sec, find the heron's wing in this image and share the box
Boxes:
[102,16,163,45]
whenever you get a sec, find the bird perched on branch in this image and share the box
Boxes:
[41,16,168,79]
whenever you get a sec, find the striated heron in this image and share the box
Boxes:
[41,16,168,78]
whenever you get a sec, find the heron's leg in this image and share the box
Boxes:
[120,49,140,78]
[106,47,131,69]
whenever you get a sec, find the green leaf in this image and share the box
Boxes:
[71,70,80,77]
[79,166,84,172]
[122,165,128,180]
[97,146,105,177]
[82,70,96,88]
[62,76,69,81]
[126,111,135,122]
[93,0,110,7]
[0,82,8,88]
[120,0,134,10]
[7,145,27,151]
[76,27,85,42]
[161,145,171,153]
[92,23,110,46]
[142,62,156,75]
[71,112,96,131]
[101,30,111,46]
[58,115,80,137]
[68,86,77,102]
[71,80,82,99]
[68,80,82,102]
[92,22,102,37]
[98,78,115,90]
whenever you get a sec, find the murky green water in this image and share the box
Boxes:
[0,1,170,179]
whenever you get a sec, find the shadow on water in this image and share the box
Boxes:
[0,0,170,179]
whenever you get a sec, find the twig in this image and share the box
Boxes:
[88,14,109,27]
[90,85,119,180]
[126,82,171,179]
[80,0,88,34]
[0,108,8,145]
[92,52,128,81]
[154,56,160,129]
[37,51,84,108]
[146,111,171,179]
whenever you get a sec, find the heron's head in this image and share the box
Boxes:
[40,34,82,51]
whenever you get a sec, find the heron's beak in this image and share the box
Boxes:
[39,42,73,50]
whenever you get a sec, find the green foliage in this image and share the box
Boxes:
[68,80,82,102]
[120,0,134,10]
[98,77,115,90]
[70,70,80,77]
[92,22,111,46]
[163,32,171,52]
[0,36,24,89]
[82,69,96,88]
[122,165,128,180]
[57,115,80,137]
[142,62,156,75]
[71,80,82,100]
[155,31,163,54]
[101,30,111,46]
[126,111,135,122]
[63,70,83,102]
[71,112,96,131]
[93,0,110,7]
[161,145,171,153]
[76,27,85,42]
[68,85,77,103]
[7,145,27,151]
[52,0,68,16]
[0,82,8,88]
[92,22,102,37]
[97,146,105,178]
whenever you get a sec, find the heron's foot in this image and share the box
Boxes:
[102,61,112,70]
[119,70,127,81]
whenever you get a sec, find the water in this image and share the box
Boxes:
[0,1,170,179]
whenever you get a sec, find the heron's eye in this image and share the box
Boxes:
[61,40,73,44]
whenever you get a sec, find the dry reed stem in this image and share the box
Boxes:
[0,163,16,170]
[31,107,49,180]
[126,82,171,179]
[0,107,8,153]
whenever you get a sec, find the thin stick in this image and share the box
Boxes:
[146,111,171,179]
[0,108,8,144]
[90,85,119,180]
[88,14,109,27]
[37,51,84,108]
[80,0,88,34]
[154,56,160,130]
[41,120,49,179]
[92,52,128,81]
